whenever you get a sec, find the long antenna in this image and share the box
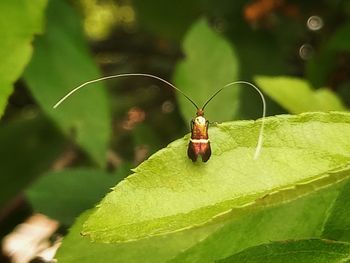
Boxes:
[53,73,199,110]
[202,81,266,160]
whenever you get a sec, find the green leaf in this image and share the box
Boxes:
[174,18,240,122]
[170,181,344,262]
[24,0,110,166]
[26,168,128,225]
[322,179,350,242]
[56,210,118,262]
[0,0,48,118]
[0,115,65,208]
[255,76,347,114]
[57,174,348,262]
[218,239,350,263]
[56,209,221,263]
[82,112,350,243]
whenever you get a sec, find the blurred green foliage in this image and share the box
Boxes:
[26,167,129,225]
[24,0,111,166]
[0,0,47,117]
[0,114,65,208]
[255,76,347,113]
[174,18,240,122]
[1,0,350,262]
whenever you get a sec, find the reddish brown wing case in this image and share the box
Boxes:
[187,116,211,162]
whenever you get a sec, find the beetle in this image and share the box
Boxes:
[54,73,266,162]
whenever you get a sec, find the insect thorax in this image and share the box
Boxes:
[194,116,206,125]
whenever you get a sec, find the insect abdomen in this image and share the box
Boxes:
[188,139,211,162]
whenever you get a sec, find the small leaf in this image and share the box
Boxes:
[83,112,350,243]
[24,0,110,166]
[26,168,128,225]
[0,0,48,117]
[174,18,240,122]
[255,76,347,114]
[218,239,350,263]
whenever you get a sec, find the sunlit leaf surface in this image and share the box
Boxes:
[82,112,350,243]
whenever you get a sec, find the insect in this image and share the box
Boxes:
[54,73,266,162]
